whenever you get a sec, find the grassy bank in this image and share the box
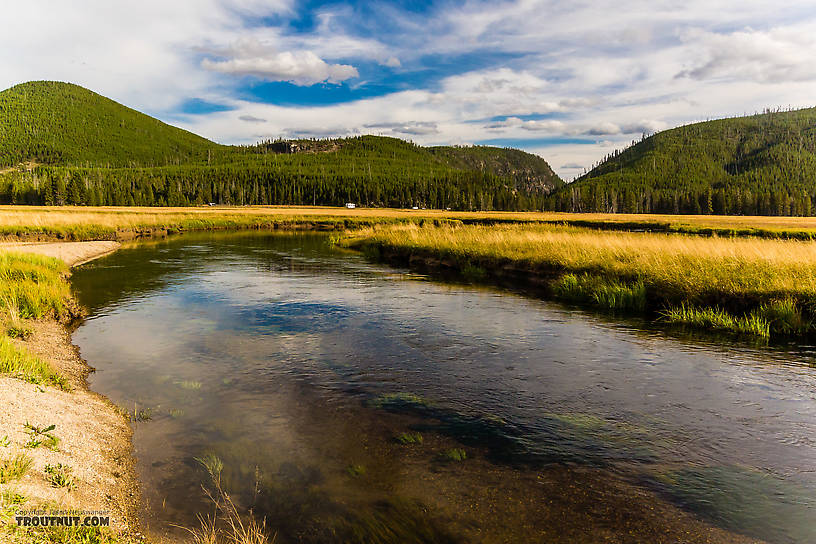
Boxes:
[7,206,816,242]
[342,223,816,339]
[0,252,73,387]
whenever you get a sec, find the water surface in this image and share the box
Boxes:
[70,232,816,543]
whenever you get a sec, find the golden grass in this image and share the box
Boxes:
[0,252,72,389]
[4,205,816,240]
[0,252,70,320]
[344,223,816,337]
[352,223,816,301]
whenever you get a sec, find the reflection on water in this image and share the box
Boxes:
[70,232,816,543]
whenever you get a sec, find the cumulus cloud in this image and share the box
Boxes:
[0,1,293,111]
[381,56,401,68]
[677,26,816,83]
[202,39,358,85]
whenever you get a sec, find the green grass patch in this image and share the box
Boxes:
[5,322,33,340]
[44,463,76,490]
[0,453,32,483]
[755,298,810,335]
[24,423,59,451]
[0,252,71,321]
[0,337,69,390]
[552,273,647,312]
[460,263,487,281]
[660,304,771,338]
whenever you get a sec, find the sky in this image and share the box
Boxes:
[3,1,816,180]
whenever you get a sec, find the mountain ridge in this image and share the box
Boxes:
[0,81,561,209]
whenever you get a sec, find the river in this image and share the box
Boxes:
[70,231,816,543]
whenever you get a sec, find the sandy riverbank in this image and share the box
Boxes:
[0,241,121,267]
[0,241,140,542]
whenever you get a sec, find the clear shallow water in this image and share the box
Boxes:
[70,232,816,543]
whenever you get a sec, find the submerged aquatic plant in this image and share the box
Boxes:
[180,454,274,544]
[439,448,467,462]
[368,392,431,411]
[133,406,153,422]
[346,464,367,477]
[394,432,424,445]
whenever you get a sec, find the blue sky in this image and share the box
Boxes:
[3,1,816,179]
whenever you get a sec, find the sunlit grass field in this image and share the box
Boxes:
[5,205,816,240]
[344,222,816,338]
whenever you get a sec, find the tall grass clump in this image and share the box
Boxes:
[0,252,71,320]
[660,304,771,338]
[755,298,810,335]
[0,453,32,483]
[0,336,69,390]
[552,273,646,312]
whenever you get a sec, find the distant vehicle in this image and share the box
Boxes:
[411,206,419,210]
[208,202,216,206]
[345,203,356,209]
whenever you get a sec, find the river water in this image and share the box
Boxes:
[70,231,816,543]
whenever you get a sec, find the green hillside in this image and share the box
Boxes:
[0,81,220,168]
[545,107,816,215]
[429,145,562,193]
[0,81,560,210]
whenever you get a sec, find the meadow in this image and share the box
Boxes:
[6,205,816,241]
[342,222,816,338]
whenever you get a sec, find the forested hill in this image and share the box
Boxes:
[428,145,561,193]
[545,107,816,216]
[0,81,220,168]
[0,81,561,210]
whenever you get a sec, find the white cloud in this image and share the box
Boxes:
[677,25,816,83]
[381,56,402,68]
[202,45,358,85]
[0,1,293,111]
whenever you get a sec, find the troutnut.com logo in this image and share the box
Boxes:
[15,510,110,527]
